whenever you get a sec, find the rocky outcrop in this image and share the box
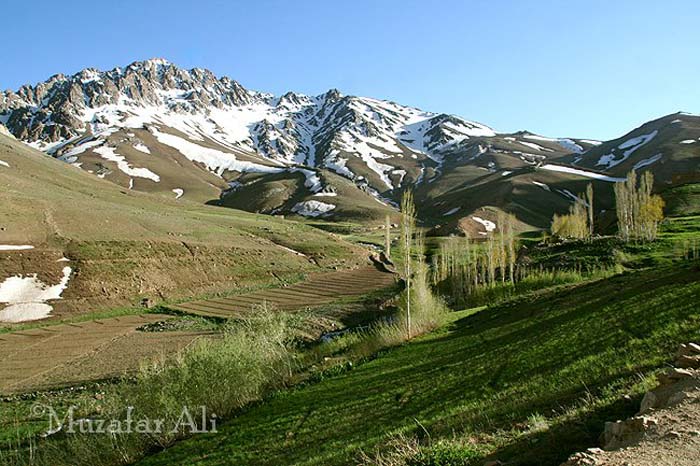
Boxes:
[562,342,700,466]
[0,58,504,195]
[0,59,259,145]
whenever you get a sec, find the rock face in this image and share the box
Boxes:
[561,342,700,466]
[0,60,255,145]
[0,58,594,221]
[0,58,499,170]
[601,416,658,450]
[2,59,698,227]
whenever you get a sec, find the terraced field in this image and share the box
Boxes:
[0,314,209,394]
[171,265,397,318]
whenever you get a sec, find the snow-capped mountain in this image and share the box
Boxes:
[0,59,496,184]
[2,59,698,231]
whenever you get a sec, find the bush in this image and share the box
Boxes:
[6,306,299,466]
[358,436,481,466]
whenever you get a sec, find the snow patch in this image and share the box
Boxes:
[519,141,551,152]
[94,146,160,182]
[532,181,551,191]
[58,139,103,161]
[680,139,697,144]
[443,207,460,216]
[0,266,72,323]
[0,160,9,168]
[524,135,583,153]
[133,143,151,154]
[336,131,395,189]
[289,168,323,193]
[0,245,34,251]
[633,153,663,170]
[324,155,355,179]
[557,189,588,206]
[540,164,625,182]
[291,200,336,217]
[151,128,283,177]
[172,188,184,199]
[472,216,496,232]
[596,130,658,169]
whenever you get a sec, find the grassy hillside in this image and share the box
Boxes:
[216,169,395,224]
[140,262,700,466]
[0,134,365,321]
[664,183,700,216]
[573,113,700,185]
[419,167,618,233]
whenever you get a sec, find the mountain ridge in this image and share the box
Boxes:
[1,58,698,232]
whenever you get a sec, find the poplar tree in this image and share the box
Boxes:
[586,183,594,238]
[614,171,664,242]
[384,214,391,258]
[399,191,416,339]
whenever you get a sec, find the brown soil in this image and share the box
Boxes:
[0,314,207,394]
[171,265,397,318]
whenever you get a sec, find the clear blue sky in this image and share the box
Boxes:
[3,0,699,140]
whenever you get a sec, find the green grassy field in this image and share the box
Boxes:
[2,127,698,466]
[139,261,700,466]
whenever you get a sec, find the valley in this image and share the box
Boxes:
[0,50,698,466]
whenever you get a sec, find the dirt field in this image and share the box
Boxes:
[171,265,397,318]
[0,266,396,394]
[0,314,209,394]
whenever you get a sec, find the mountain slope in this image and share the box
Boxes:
[570,112,700,186]
[0,132,365,322]
[2,59,698,233]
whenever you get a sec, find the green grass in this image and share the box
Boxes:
[137,262,700,466]
[663,183,700,216]
[0,287,400,457]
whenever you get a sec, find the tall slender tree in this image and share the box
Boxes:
[586,183,594,238]
[505,214,516,284]
[614,171,664,242]
[551,197,588,239]
[399,191,416,339]
[384,214,392,258]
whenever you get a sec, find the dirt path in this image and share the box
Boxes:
[0,314,206,394]
[171,265,396,318]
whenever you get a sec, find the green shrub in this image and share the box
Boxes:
[409,441,481,466]
[4,306,299,466]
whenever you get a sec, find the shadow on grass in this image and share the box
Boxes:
[477,394,643,466]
